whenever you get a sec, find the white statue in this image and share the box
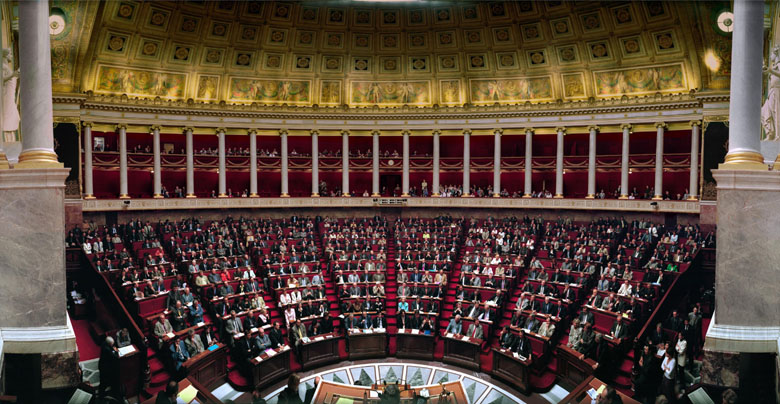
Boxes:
[2,48,20,140]
[762,46,780,141]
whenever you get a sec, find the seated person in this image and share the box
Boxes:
[184,329,205,356]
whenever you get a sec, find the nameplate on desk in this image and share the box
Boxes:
[411,329,419,335]
[207,344,219,351]
[325,334,333,339]
[314,336,324,342]
[446,333,453,338]
[460,336,470,342]
[197,322,205,327]
[375,328,386,333]
[254,355,263,362]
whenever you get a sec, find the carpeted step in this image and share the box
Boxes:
[529,371,557,393]
[148,357,165,374]
[227,369,253,392]
[150,371,171,388]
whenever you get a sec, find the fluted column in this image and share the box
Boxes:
[117,125,129,199]
[619,124,631,199]
[653,122,666,200]
[688,121,701,200]
[280,129,289,197]
[586,126,598,199]
[432,130,440,196]
[16,0,61,168]
[462,129,471,197]
[523,128,533,198]
[371,130,380,196]
[83,122,95,199]
[0,22,7,169]
[184,127,195,198]
[721,0,767,170]
[249,129,258,197]
[341,130,350,196]
[493,129,502,197]
[554,127,565,198]
[311,130,319,196]
[217,128,227,197]
[151,126,162,198]
[402,130,410,196]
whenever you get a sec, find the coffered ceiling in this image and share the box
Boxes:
[47,1,734,108]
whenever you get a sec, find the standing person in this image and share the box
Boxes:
[661,350,677,402]
[98,336,120,397]
[277,374,320,404]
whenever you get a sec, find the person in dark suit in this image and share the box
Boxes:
[579,307,595,326]
[498,326,515,349]
[512,329,532,358]
[98,336,120,397]
[155,380,178,404]
[276,374,317,404]
[269,322,284,348]
[320,312,334,334]
[610,316,628,341]
[359,311,373,329]
[170,301,188,332]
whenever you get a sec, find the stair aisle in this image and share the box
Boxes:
[385,225,399,355]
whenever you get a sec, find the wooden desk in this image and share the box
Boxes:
[117,344,142,398]
[312,380,468,403]
[347,330,387,360]
[395,329,435,361]
[250,345,292,389]
[442,334,482,371]
[556,345,598,390]
[182,343,227,390]
[491,348,532,394]
[141,377,222,404]
[559,375,641,404]
[300,333,341,370]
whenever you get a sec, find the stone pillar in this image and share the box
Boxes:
[371,130,380,196]
[217,127,227,197]
[554,127,565,198]
[493,129,502,197]
[280,129,289,197]
[184,127,195,198]
[0,21,7,169]
[653,122,666,200]
[720,0,767,170]
[462,129,471,197]
[15,0,61,169]
[402,130,410,196]
[311,130,319,196]
[619,124,631,199]
[432,130,440,196]
[151,126,162,198]
[586,126,598,199]
[523,128,533,198]
[117,125,129,199]
[689,121,701,200]
[83,122,95,199]
[249,129,258,197]
[341,130,350,196]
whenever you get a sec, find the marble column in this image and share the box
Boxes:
[184,127,195,198]
[311,130,319,196]
[619,124,631,199]
[554,127,565,198]
[16,0,61,169]
[493,129,502,197]
[586,126,598,199]
[83,122,95,199]
[341,130,350,196]
[217,128,227,197]
[523,128,533,198]
[151,126,162,198]
[402,130,410,196]
[280,129,289,197]
[721,0,767,170]
[689,121,701,200]
[462,129,471,197]
[653,122,666,200]
[249,130,258,197]
[117,125,129,199]
[432,130,440,196]
[371,130,380,196]
[0,21,7,169]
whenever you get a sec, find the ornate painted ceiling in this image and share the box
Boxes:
[46,1,734,109]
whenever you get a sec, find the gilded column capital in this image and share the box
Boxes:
[216,127,227,134]
[620,123,632,131]
[493,128,503,136]
[82,121,93,128]
[524,127,534,134]
[115,124,127,131]
[310,129,319,136]
[279,129,289,136]
[432,129,441,136]
[587,125,600,133]
[402,130,411,136]
[149,125,162,133]
[247,129,258,136]
[183,126,194,134]
[371,130,381,136]
[689,120,702,128]
[655,122,667,129]
[341,130,350,136]
[463,129,472,135]
[555,126,566,134]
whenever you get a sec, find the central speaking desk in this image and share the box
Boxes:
[559,375,641,404]
[141,377,222,404]
[182,343,227,390]
[347,329,387,360]
[441,333,482,371]
[311,380,468,403]
[490,347,532,394]
[300,332,341,370]
[395,329,435,361]
[250,345,292,388]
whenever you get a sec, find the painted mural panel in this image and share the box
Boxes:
[228,78,311,104]
[469,76,553,104]
[349,80,431,106]
[593,63,686,97]
[95,65,186,99]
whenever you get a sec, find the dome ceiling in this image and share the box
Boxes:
[51,1,733,108]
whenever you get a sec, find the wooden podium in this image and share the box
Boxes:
[347,330,387,360]
[559,375,641,404]
[442,334,482,371]
[311,380,468,403]
[395,329,435,361]
[183,343,227,390]
[491,348,532,394]
[250,345,291,389]
[300,333,341,370]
